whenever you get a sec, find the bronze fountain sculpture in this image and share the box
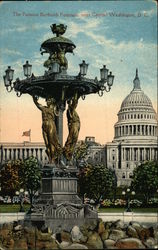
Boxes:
[3,23,114,231]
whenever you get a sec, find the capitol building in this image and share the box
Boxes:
[0,69,157,186]
[106,69,158,186]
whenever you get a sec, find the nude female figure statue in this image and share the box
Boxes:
[33,96,62,164]
[63,93,80,162]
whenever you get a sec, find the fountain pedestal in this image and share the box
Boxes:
[25,166,98,232]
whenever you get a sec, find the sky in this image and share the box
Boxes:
[0,0,157,145]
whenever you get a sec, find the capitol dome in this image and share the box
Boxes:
[121,88,152,109]
[114,69,157,141]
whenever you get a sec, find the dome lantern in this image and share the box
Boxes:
[133,68,141,90]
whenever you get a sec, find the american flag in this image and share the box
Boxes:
[22,129,31,137]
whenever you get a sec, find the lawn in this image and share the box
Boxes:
[0,204,157,213]
[99,207,158,213]
[0,204,31,213]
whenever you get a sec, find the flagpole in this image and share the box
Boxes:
[29,129,31,142]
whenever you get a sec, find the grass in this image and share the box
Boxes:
[0,204,31,213]
[0,204,157,213]
[99,207,158,213]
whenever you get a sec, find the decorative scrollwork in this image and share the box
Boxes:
[16,91,22,97]
[98,90,103,97]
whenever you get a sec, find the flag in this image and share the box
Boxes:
[22,130,31,137]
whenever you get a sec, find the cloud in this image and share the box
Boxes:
[0,22,51,36]
[0,48,23,56]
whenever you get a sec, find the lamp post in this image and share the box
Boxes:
[16,189,28,212]
[122,188,135,212]
[23,60,32,78]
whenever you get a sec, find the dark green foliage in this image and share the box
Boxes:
[78,163,117,203]
[0,157,41,204]
[73,141,88,167]
[22,156,41,204]
[131,161,158,204]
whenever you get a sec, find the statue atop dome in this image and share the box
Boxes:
[50,24,67,37]
[133,68,141,90]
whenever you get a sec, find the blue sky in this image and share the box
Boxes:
[0,1,157,144]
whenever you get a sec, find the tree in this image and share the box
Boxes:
[78,163,117,204]
[131,161,158,204]
[73,140,88,168]
[0,159,23,198]
[21,156,41,205]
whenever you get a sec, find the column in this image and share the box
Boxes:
[121,126,123,136]
[136,125,138,135]
[37,148,40,161]
[130,148,132,160]
[28,149,31,158]
[147,125,149,135]
[19,149,22,159]
[149,148,152,160]
[121,148,124,161]
[140,125,142,135]
[137,148,140,161]
[42,149,45,163]
[33,149,36,157]
[127,126,128,135]
[25,149,27,159]
[151,126,153,136]
[15,149,18,160]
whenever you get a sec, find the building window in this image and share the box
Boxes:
[13,149,16,160]
[129,173,133,178]
[122,173,125,178]
[18,149,20,159]
[27,149,29,158]
[126,163,130,169]
[112,156,115,160]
